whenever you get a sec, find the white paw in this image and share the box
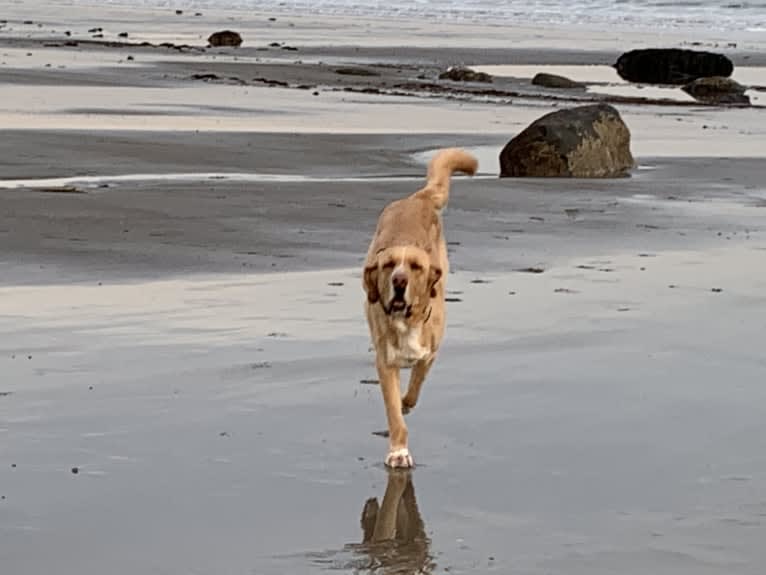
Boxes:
[385,448,414,468]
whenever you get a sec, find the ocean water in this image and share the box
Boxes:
[91,0,766,34]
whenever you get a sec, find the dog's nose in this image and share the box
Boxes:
[392,270,408,291]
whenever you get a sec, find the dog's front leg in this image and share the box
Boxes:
[376,355,413,468]
[402,355,435,414]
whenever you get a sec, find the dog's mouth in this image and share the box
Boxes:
[387,294,410,315]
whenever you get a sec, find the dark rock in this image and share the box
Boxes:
[207,30,242,47]
[682,76,750,105]
[334,66,380,77]
[71,467,79,474]
[499,104,634,178]
[615,48,734,85]
[532,72,583,89]
[118,32,128,38]
[87,27,103,33]
[175,9,183,15]
[438,66,492,83]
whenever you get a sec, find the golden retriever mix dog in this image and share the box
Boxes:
[363,148,478,468]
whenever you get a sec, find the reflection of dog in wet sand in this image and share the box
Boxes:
[362,148,478,467]
[358,470,433,573]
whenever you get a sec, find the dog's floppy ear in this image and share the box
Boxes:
[428,265,442,298]
[363,263,380,303]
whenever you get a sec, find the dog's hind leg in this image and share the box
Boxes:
[402,355,434,414]
[376,355,413,468]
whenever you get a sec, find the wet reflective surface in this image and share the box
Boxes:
[308,471,435,574]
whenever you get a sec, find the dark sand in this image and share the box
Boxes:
[2,20,766,575]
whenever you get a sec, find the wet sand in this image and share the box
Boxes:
[2,6,766,575]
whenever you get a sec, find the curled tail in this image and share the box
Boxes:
[415,148,478,209]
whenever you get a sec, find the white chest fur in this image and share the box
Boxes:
[386,320,430,368]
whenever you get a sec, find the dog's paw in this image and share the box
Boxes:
[385,447,414,468]
[401,397,416,414]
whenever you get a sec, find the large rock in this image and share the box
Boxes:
[532,72,583,89]
[615,48,733,85]
[207,30,242,47]
[499,104,634,178]
[682,76,750,105]
[438,67,492,83]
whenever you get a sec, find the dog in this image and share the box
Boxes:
[362,148,478,467]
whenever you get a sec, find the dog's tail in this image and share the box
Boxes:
[415,148,478,210]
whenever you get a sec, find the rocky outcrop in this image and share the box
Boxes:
[615,48,733,85]
[499,104,634,178]
[682,76,750,105]
[531,73,583,89]
[438,67,492,83]
[207,30,243,47]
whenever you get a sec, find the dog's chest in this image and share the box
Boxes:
[386,320,430,368]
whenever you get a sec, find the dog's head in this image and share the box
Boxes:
[364,246,441,317]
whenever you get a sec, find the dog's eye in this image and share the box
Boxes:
[382,261,395,270]
[410,261,423,271]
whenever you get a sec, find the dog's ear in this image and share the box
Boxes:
[428,265,442,298]
[363,263,380,303]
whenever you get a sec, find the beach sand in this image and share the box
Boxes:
[2,5,766,575]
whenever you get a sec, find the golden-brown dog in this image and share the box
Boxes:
[363,148,478,467]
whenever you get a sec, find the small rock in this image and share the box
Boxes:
[71,467,79,475]
[682,76,750,105]
[87,27,103,33]
[175,9,183,15]
[208,30,242,47]
[532,72,583,89]
[439,66,492,83]
[118,32,128,38]
[711,287,723,293]
[126,55,134,61]
[517,267,545,274]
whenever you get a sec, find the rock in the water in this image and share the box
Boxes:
[615,48,733,85]
[207,30,243,47]
[438,66,492,83]
[499,104,634,178]
[531,72,583,89]
[682,76,750,105]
